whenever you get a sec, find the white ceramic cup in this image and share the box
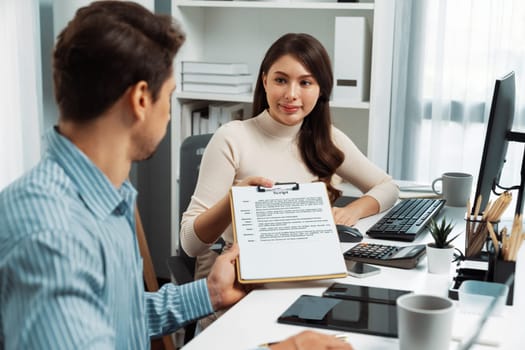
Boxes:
[397,294,455,350]
[432,172,473,207]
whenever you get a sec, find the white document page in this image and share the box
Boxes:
[231,182,347,282]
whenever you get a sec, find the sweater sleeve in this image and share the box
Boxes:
[179,123,241,257]
[332,127,399,211]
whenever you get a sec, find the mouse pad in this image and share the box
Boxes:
[277,295,398,337]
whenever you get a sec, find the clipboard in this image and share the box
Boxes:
[230,182,347,284]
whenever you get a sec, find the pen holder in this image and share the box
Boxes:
[487,256,515,305]
[464,216,498,259]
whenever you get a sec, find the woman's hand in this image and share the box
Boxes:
[235,176,274,188]
[194,176,273,244]
[332,195,380,226]
[332,206,361,226]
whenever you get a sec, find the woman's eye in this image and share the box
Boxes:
[275,77,286,84]
[301,80,313,86]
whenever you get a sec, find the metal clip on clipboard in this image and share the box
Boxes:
[257,182,300,192]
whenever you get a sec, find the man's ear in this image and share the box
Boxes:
[129,81,150,122]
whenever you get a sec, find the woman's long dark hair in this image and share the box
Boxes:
[252,33,344,203]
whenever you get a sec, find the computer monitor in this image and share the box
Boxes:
[473,71,516,214]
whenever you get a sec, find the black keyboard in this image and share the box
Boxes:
[367,198,446,241]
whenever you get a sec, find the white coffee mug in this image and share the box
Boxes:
[397,294,455,350]
[432,172,473,207]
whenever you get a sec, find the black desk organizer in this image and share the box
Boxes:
[449,254,515,305]
[489,259,515,305]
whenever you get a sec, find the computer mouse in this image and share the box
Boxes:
[336,224,363,243]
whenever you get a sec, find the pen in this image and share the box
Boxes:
[472,194,482,234]
[486,221,499,255]
[258,334,348,347]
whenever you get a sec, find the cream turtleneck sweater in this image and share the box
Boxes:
[180,110,398,258]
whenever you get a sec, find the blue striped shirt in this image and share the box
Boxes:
[0,128,214,349]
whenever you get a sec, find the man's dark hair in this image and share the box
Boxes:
[53,1,185,122]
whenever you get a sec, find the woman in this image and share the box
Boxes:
[180,33,398,281]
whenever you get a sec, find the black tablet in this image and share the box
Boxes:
[277,295,398,338]
[322,282,411,305]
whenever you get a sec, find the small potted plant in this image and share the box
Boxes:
[426,217,460,274]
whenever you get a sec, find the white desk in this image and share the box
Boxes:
[184,206,525,350]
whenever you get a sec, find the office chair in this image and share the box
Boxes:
[166,133,219,345]
[168,134,215,279]
[135,207,176,350]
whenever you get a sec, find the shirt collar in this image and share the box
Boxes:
[44,127,137,219]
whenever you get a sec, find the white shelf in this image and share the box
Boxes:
[169,0,395,255]
[176,91,253,103]
[177,1,374,10]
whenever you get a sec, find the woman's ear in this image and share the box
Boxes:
[129,81,150,121]
[262,72,268,90]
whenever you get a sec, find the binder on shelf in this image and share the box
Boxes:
[199,113,209,135]
[220,102,246,122]
[181,61,250,75]
[230,182,347,284]
[207,102,247,133]
[182,82,252,95]
[181,100,209,140]
[182,73,254,85]
[333,17,371,102]
[191,106,209,136]
[207,102,224,133]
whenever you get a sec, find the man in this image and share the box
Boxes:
[0,2,352,349]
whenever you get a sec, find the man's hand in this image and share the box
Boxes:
[206,243,246,311]
[269,331,354,350]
